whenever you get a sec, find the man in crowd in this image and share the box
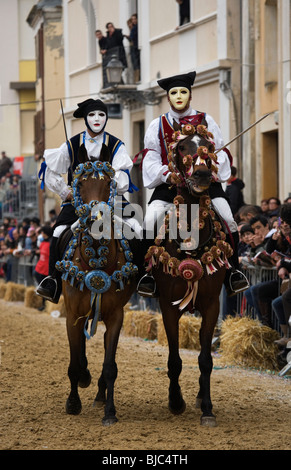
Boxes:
[0,151,13,179]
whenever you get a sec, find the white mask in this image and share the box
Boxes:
[86,110,107,134]
[168,87,190,112]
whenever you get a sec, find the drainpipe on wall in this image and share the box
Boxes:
[239,0,243,178]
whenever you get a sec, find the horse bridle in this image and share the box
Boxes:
[168,132,219,253]
[56,160,138,313]
[171,140,214,195]
[72,160,117,230]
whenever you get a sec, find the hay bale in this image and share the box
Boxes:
[45,295,67,318]
[123,310,158,340]
[3,282,26,302]
[179,315,201,349]
[124,303,133,313]
[157,316,167,346]
[218,316,280,370]
[25,286,44,310]
[157,314,201,350]
[0,283,7,298]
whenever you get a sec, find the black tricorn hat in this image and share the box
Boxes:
[73,99,108,118]
[157,71,196,92]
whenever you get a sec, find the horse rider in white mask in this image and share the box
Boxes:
[36,98,140,303]
[137,71,249,297]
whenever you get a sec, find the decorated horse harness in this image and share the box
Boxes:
[144,123,233,310]
[55,160,138,338]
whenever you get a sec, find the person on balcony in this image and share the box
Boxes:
[105,22,127,70]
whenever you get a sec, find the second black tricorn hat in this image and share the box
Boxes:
[157,71,196,92]
[73,99,108,118]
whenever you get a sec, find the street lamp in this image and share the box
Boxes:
[103,55,161,107]
[106,55,123,85]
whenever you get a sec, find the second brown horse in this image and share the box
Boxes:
[145,122,233,426]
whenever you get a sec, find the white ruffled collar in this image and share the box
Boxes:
[168,106,195,121]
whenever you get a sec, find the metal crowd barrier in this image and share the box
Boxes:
[236,265,281,330]
[0,178,39,223]
[0,254,37,287]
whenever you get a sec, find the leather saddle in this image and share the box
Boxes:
[56,226,74,261]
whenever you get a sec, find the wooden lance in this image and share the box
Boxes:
[214,113,271,154]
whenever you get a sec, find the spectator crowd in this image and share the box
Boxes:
[0,212,57,309]
[223,168,291,352]
[0,151,21,219]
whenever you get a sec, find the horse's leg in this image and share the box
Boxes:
[65,314,88,415]
[100,311,123,426]
[94,331,107,407]
[196,298,220,427]
[78,332,92,388]
[161,306,186,415]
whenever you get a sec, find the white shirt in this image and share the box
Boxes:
[44,130,133,201]
[142,107,231,189]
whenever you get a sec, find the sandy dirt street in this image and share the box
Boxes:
[0,299,290,451]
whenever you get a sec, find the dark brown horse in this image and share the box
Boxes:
[145,122,232,426]
[57,144,136,426]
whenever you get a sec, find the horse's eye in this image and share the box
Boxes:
[179,145,185,151]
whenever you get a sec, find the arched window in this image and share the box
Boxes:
[80,0,96,65]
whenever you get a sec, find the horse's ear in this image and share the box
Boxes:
[173,120,181,131]
[99,143,111,163]
[78,144,89,163]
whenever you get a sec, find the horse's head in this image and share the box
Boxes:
[169,122,219,196]
[72,144,116,233]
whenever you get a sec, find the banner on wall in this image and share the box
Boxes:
[13,156,24,175]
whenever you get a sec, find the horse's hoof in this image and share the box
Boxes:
[102,416,118,426]
[169,399,186,415]
[78,369,92,388]
[200,415,217,427]
[66,395,82,415]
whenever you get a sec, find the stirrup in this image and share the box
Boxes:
[35,276,61,304]
[137,274,158,298]
[226,270,249,297]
